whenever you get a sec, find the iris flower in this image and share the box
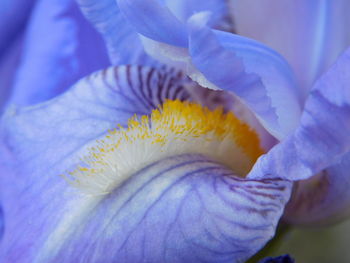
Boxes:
[0,0,349,262]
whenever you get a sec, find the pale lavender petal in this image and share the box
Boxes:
[248,47,350,181]
[233,0,350,98]
[117,0,188,47]
[164,0,235,32]
[188,13,302,139]
[8,0,110,106]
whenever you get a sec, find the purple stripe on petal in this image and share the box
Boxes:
[2,154,291,263]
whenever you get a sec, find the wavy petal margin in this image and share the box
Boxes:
[188,13,302,139]
[116,2,303,139]
[248,47,350,181]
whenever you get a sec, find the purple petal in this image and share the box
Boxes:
[8,0,110,106]
[1,154,291,262]
[248,47,350,181]
[76,0,156,65]
[188,13,302,139]
[117,0,188,47]
[0,34,23,112]
[0,0,35,58]
[0,206,3,240]
[233,0,350,98]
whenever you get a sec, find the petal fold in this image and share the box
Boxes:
[117,0,188,47]
[76,0,156,65]
[248,47,350,181]
[188,13,302,139]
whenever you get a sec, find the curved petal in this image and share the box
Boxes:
[233,0,350,98]
[284,152,350,225]
[117,0,188,47]
[248,47,350,181]
[8,0,110,106]
[1,154,291,263]
[76,0,156,66]
[188,13,302,139]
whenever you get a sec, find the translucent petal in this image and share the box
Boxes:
[232,0,350,98]
[248,47,350,181]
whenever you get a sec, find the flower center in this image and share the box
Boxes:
[66,100,264,195]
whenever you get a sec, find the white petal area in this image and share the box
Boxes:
[232,0,350,97]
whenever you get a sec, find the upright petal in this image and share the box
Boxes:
[188,13,302,139]
[248,47,350,181]
[8,0,110,106]
[76,0,156,65]
[232,0,350,98]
